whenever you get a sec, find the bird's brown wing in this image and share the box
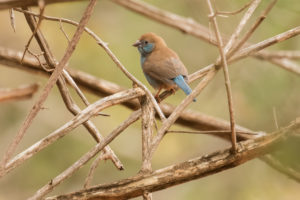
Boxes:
[143,52,188,85]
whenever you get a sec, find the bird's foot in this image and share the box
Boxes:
[169,88,176,94]
[155,95,161,103]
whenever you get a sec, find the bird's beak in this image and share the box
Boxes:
[132,40,142,47]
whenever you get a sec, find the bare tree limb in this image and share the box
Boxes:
[0,83,39,102]
[47,118,300,200]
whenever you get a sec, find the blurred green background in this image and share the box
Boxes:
[0,0,300,199]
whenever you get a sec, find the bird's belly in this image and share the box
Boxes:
[144,73,175,89]
[144,73,160,89]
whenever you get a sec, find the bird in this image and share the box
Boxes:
[133,32,195,102]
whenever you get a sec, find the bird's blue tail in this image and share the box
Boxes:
[173,75,196,102]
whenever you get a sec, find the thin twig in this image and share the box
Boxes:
[167,129,260,136]
[262,154,300,183]
[265,57,300,75]
[84,152,109,189]
[223,0,262,55]
[273,107,279,130]
[255,50,300,60]
[228,0,278,58]
[207,0,237,151]
[230,26,300,62]
[27,49,52,72]
[0,83,39,102]
[9,8,16,32]
[20,0,45,63]
[213,0,254,17]
[59,18,70,43]
[0,0,97,172]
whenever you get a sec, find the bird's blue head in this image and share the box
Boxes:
[133,39,155,56]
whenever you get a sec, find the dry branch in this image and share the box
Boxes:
[56,78,123,170]
[47,118,300,200]
[0,83,39,102]
[139,95,154,173]
[9,8,16,32]
[21,0,45,63]
[0,88,143,178]
[139,95,155,199]
[230,26,300,62]
[207,0,245,151]
[84,152,108,189]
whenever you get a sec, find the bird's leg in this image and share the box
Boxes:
[155,87,162,103]
[169,87,176,94]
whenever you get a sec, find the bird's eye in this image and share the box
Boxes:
[144,41,148,45]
